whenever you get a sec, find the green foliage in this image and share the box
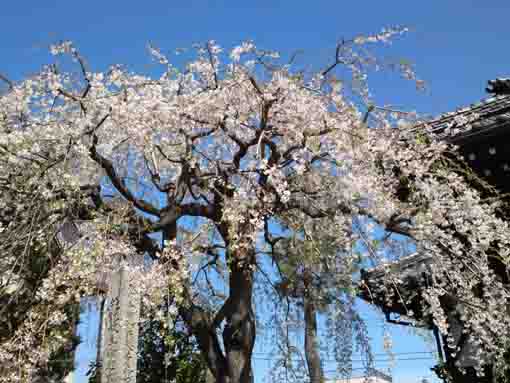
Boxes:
[86,318,206,383]
[136,318,206,383]
[415,131,431,145]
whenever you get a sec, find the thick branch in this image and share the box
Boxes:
[284,198,415,239]
[89,132,161,217]
[154,202,216,231]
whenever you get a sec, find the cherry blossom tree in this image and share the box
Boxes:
[1,28,510,383]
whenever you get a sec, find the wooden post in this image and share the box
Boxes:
[98,262,141,383]
[56,221,143,383]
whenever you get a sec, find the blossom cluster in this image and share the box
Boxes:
[1,33,508,381]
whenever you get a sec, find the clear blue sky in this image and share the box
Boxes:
[4,1,510,382]
[3,1,510,116]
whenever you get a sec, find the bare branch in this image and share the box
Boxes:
[0,73,14,90]
[321,39,355,77]
[205,41,219,89]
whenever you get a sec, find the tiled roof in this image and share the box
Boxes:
[411,93,510,142]
[486,78,510,95]
[360,80,510,325]
[362,252,432,281]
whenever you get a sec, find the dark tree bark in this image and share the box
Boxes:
[172,220,256,383]
[221,253,256,383]
[178,253,256,383]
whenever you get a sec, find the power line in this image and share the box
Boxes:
[252,351,434,357]
[252,356,435,363]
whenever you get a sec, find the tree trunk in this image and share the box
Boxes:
[304,282,323,383]
[222,256,256,383]
[179,249,256,383]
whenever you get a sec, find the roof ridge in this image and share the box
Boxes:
[428,94,510,123]
[406,94,510,140]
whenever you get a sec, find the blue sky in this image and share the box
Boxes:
[3,1,510,116]
[4,1,510,382]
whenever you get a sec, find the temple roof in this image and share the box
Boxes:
[486,78,510,95]
[407,80,510,192]
[359,253,433,322]
[411,93,510,143]
[360,79,510,317]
